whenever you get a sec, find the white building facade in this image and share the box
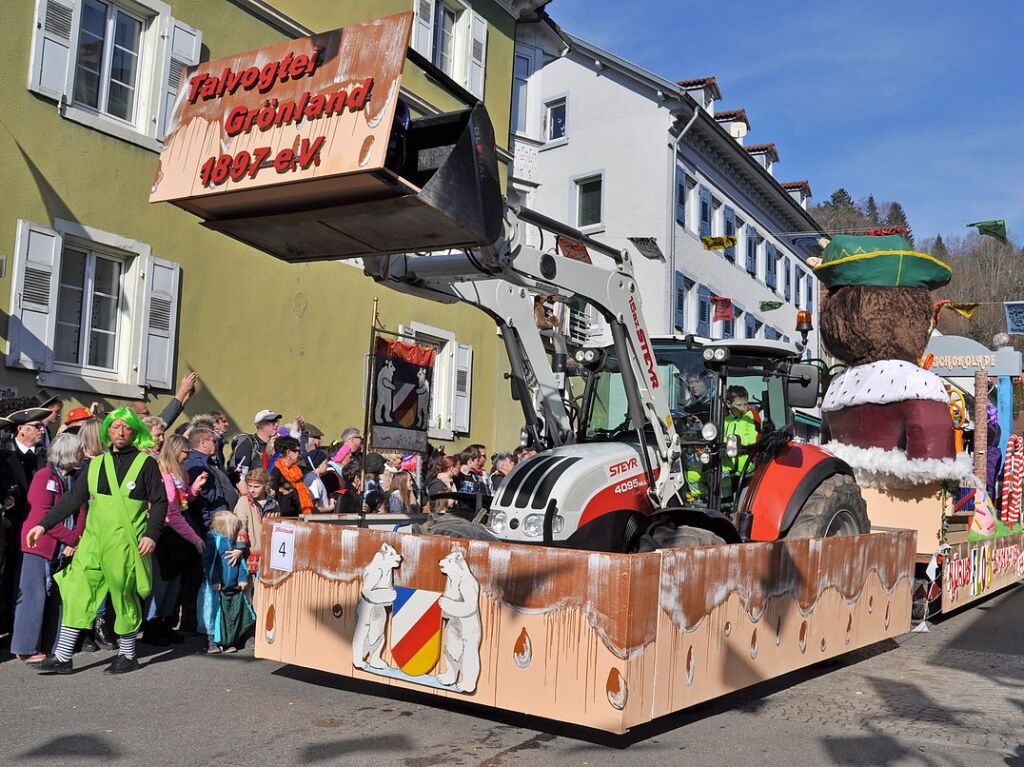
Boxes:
[510,23,824,358]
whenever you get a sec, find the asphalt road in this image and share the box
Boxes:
[2,584,1023,767]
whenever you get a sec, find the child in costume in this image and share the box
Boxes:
[26,408,168,675]
[198,511,255,653]
[231,466,278,601]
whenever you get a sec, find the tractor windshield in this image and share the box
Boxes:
[583,342,709,441]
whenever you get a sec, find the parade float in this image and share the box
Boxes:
[149,12,1021,734]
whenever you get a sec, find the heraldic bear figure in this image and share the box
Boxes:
[353,543,402,670]
[436,549,481,693]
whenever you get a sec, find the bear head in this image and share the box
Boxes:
[819,285,932,366]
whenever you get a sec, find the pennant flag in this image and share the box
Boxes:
[702,235,737,251]
[967,220,1008,244]
[759,300,783,312]
[866,227,908,236]
[932,299,981,329]
[1005,302,1024,335]
[710,295,733,322]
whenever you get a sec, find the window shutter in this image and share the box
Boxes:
[784,257,791,301]
[412,0,435,58]
[675,167,686,225]
[28,0,76,100]
[746,232,757,275]
[765,243,777,289]
[699,186,712,237]
[467,11,487,99]
[723,207,736,261]
[452,342,472,434]
[697,285,711,337]
[158,18,202,141]
[138,256,181,389]
[7,220,62,370]
[674,271,685,331]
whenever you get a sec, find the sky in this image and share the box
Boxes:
[547,0,1024,243]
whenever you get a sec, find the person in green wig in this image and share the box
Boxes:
[26,407,168,674]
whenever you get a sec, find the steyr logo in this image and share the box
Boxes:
[629,296,659,389]
[608,457,639,478]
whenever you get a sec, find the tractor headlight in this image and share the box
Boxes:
[489,511,507,534]
[726,434,739,458]
[702,347,715,362]
[523,514,544,537]
[552,515,565,534]
[699,451,712,465]
[714,348,727,362]
[519,427,531,447]
[701,422,718,441]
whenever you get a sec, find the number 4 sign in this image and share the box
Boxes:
[269,523,296,572]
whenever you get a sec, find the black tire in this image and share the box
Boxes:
[636,524,726,551]
[422,517,498,541]
[786,474,869,538]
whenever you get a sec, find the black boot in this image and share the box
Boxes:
[37,655,74,675]
[104,655,140,674]
[93,616,116,651]
[141,620,171,647]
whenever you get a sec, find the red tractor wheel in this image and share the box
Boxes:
[786,474,869,538]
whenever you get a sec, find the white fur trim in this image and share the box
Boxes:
[822,441,974,489]
[822,360,950,412]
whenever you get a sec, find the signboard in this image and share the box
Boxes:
[942,533,1024,612]
[1006,302,1024,336]
[150,12,412,214]
[370,336,436,452]
[924,334,1022,378]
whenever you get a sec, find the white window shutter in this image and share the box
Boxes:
[138,256,180,389]
[7,220,62,371]
[412,0,434,58]
[452,342,472,434]
[28,0,76,100]
[158,18,202,141]
[467,11,487,99]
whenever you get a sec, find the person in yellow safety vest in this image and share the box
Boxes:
[723,386,761,487]
[684,448,709,504]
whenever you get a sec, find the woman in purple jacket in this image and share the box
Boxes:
[11,433,86,663]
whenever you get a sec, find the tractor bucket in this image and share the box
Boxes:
[256,520,915,734]
[150,11,503,261]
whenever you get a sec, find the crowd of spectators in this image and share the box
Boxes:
[0,373,536,672]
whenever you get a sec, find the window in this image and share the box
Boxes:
[699,186,712,238]
[806,275,814,314]
[697,285,711,337]
[744,314,762,339]
[28,0,202,151]
[575,174,602,228]
[721,313,735,339]
[675,167,686,225]
[511,53,531,134]
[765,243,777,290]
[73,0,143,123]
[55,246,124,372]
[685,176,697,231]
[674,272,695,331]
[794,269,803,308]
[745,230,758,276]
[545,97,567,141]
[724,207,736,262]
[7,218,180,397]
[412,1,487,98]
[765,327,780,341]
[401,322,474,439]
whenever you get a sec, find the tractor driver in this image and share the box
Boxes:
[682,370,715,423]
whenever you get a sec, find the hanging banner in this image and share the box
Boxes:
[701,235,737,251]
[1006,302,1024,336]
[710,295,733,322]
[759,300,783,312]
[371,337,436,452]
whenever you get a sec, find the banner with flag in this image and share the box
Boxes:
[710,295,733,322]
[759,300,783,312]
[701,235,737,251]
[371,336,436,451]
[967,220,1007,244]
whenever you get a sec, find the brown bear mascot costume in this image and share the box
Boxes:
[815,234,973,486]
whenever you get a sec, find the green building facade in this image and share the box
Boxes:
[0,0,537,449]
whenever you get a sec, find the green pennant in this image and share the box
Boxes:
[967,220,1008,244]
[759,301,783,312]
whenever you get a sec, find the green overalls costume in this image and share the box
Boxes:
[722,410,759,496]
[54,452,153,636]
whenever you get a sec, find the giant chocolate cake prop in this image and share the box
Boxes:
[816,235,973,486]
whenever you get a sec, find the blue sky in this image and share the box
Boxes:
[548,1,1023,243]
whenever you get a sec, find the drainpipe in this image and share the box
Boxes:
[666,104,700,333]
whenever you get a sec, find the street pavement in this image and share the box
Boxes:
[1,583,1022,767]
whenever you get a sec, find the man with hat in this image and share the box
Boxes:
[26,407,167,674]
[816,234,971,482]
[0,399,50,632]
[229,409,282,493]
[61,406,97,433]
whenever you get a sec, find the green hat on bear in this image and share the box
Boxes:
[813,234,952,290]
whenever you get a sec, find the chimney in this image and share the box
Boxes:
[677,76,721,115]
[781,181,812,210]
[714,109,750,145]
[745,143,779,177]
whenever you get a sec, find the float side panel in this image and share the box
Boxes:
[941,532,1024,611]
